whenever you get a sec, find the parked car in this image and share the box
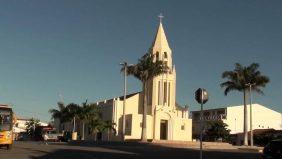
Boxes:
[45,130,63,142]
[262,139,282,159]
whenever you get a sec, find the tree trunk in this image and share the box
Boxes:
[82,121,85,140]
[94,131,97,141]
[141,82,147,142]
[107,128,110,141]
[243,89,248,146]
[73,116,76,133]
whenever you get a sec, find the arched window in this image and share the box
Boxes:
[164,52,168,58]
[156,52,159,60]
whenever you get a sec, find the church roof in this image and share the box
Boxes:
[151,22,171,51]
[118,92,140,101]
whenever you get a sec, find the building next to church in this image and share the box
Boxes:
[89,20,192,141]
[191,104,282,144]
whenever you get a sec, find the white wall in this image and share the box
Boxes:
[225,104,282,134]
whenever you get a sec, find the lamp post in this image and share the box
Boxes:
[195,88,209,159]
[120,62,128,141]
[120,62,133,141]
[245,83,256,147]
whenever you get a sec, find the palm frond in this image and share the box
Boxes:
[221,62,269,96]
[223,85,239,96]
[125,53,168,83]
[248,63,259,73]
[251,87,264,95]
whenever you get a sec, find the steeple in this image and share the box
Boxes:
[151,15,173,69]
[147,15,176,110]
[152,21,171,51]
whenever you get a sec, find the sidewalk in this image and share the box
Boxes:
[235,146,264,153]
[66,140,264,152]
[151,140,236,150]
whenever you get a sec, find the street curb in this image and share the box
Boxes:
[237,147,263,153]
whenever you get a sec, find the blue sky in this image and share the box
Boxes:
[0,0,281,122]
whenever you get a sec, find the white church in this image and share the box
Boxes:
[89,20,193,141]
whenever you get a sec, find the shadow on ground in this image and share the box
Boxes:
[30,141,260,159]
[29,148,137,159]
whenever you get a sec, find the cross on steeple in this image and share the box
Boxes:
[158,13,164,23]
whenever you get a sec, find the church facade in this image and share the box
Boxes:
[94,21,192,141]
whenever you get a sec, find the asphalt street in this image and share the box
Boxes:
[0,141,261,159]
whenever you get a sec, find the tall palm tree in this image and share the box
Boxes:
[49,102,67,132]
[78,100,90,140]
[88,119,103,141]
[102,120,116,141]
[86,103,102,141]
[77,100,87,140]
[65,103,80,133]
[25,118,40,138]
[122,52,168,141]
[220,63,269,146]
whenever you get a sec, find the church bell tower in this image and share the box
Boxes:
[147,17,176,113]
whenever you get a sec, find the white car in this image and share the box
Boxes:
[45,130,63,142]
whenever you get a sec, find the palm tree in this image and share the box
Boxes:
[122,52,168,141]
[64,103,80,133]
[25,118,40,139]
[88,118,104,141]
[49,102,64,120]
[78,100,90,140]
[49,102,67,132]
[102,120,116,141]
[86,103,102,141]
[220,63,269,145]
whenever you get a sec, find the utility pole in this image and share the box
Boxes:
[246,83,256,147]
[120,62,128,141]
[200,94,203,159]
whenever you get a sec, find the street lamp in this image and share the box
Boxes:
[245,83,256,147]
[120,62,133,141]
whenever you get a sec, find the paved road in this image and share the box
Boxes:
[0,141,261,159]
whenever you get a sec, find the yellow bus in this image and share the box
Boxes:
[0,105,13,149]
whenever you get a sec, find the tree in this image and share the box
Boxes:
[86,103,103,141]
[49,101,106,140]
[65,103,80,133]
[205,120,230,142]
[122,52,168,141]
[101,120,116,141]
[49,102,65,120]
[220,63,269,145]
[88,119,104,141]
[25,118,40,139]
[49,102,68,132]
[78,100,91,140]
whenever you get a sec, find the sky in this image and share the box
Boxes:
[0,0,281,122]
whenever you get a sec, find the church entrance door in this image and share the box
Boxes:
[160,120,168,140]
